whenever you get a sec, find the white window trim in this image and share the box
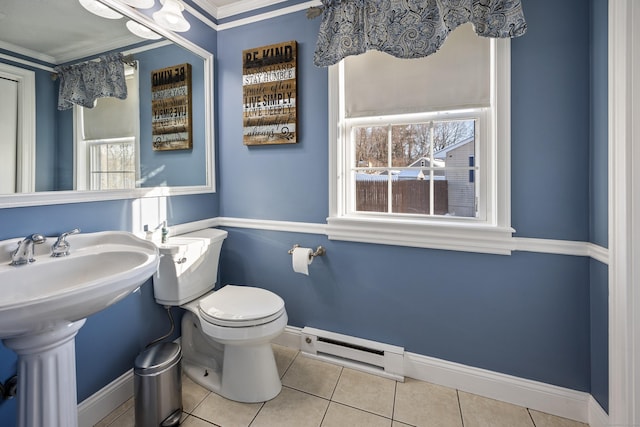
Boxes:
[73,66,141,192]
[327,39,514,255]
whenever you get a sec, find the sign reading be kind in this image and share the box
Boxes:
[151,63,192,151]
[242,41,298,145]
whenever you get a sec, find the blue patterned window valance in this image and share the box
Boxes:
[312,0,527,67]
[54,53,128,111]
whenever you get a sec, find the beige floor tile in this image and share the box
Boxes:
[394,379,462,427]
[321,402,392,427]
[182,373,211,413]
[272,344,299,378]
[331,368,396,418]
[281,355,342,399]
[250,386,330,427]
[458,391,534,427]
[181,415,217,426]
[192,391,263,427]
[529,410,589,427]
[93,397,134,427]
[104,406,135,427]
[96,347,577,427]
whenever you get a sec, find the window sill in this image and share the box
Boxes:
[326,216,515,255]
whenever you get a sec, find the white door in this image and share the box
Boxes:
[0,76,18,194]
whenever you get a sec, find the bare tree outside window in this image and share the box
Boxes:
[353,119,477,217]
[89,140,136,190]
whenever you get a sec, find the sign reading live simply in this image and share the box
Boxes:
[242,41,297,145]
[151,63,192,151]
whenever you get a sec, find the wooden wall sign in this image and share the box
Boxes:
[242,40,297,145]
[151,63,192,151]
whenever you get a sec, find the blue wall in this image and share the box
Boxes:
[217,13,328,222]
[0,0,610,423]
[589,0,609,412]
[511,1,590,241]
[137,44,208,188]
[216,0,607,399]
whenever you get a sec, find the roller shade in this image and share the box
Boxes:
[344,24,490,118]
[83,67,138,140]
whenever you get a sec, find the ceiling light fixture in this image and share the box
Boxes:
[126,20,162,39]
[152,0,190,32]
[121,0,155,9]
[78,0,123,19]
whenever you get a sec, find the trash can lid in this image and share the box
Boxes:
[135,342,181,375]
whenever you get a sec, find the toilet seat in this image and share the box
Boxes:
[198,285,285,328]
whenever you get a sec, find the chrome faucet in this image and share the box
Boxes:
[51,228,81,257]
[10,234,47,266]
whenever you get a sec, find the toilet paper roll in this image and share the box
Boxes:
[292,247,313,275]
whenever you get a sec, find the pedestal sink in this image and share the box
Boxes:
[0,231,159,427]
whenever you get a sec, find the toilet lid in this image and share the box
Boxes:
[198,285,285,327]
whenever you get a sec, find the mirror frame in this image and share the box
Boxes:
[0,0,215,208]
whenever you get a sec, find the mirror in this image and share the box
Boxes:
[0,0,214,207]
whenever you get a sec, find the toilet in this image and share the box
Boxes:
[152,228,288,403]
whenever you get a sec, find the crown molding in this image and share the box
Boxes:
[188,0,315,20]
[0,41,55,66]
[216,0,288,19]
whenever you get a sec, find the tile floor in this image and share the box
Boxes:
[95,344,589,427]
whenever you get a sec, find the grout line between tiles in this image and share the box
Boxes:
[457,389,465,427]
[391,380,398,421]
[186,413,221,426]
[277,384,397,425]
[247,401,265,426]
[279,347,300,379]
[317,397,331,427]
[327,365,343,401]
[329,401,396,424]
[186,388,212,416]
[527,408,537,427]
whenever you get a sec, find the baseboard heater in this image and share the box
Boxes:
[300,327,405,381]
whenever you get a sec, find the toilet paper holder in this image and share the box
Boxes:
[288,244,326,259]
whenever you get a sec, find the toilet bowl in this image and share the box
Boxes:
[152,228,287,402]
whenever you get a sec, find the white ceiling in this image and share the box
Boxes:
[0,0,149,64]
[0,0,280,65]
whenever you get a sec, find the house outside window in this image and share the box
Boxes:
[327,24,514,255]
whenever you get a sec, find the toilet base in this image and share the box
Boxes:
[181,311,283,403]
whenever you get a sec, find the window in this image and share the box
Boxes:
[327,24,514,254]
[75,64,139,191]
[349,116,479,219]
[86,137,136,190]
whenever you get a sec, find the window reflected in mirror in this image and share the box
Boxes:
[76,64,140,191]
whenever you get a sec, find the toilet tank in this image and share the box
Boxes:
[153,228,228,306]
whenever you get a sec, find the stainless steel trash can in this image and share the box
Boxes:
[134,342,182,427]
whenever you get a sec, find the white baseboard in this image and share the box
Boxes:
[272,325,304,349]
[77,369,134,427]
[404,352,590,423]
[79,326,609,427]
[588,395,610,427]
[275,326,605,426]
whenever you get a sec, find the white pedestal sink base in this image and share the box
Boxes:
[3,319,86,427]
[0,231,159,426]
